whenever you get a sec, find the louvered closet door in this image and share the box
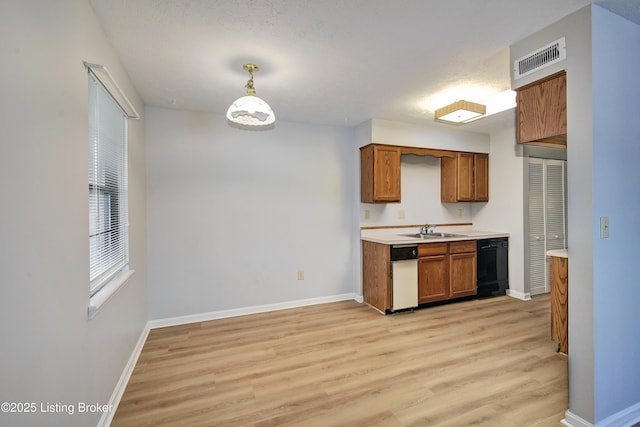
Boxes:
[544,160,567,294]
[545,160,566,252]
[525,158,568,296]
[527,159,546,296]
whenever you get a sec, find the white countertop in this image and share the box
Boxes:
[547,249,568,258]
[361,225,509,245]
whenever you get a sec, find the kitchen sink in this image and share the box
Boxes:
[400,232,461,239]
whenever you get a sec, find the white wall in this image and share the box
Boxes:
[592,5,640,422]
[146,107,357,319]
[357,119,490,228]
[359,155,474,226]
[371,118,490,153]
[511,6,596,424]
[0,1,147,426]
[472,127,526,298]
[512,4,640,425]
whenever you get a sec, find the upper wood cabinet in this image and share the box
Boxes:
[516,71,567,147]
[474,153,489,201]
[360,144,401,203]
[441,152,489,203]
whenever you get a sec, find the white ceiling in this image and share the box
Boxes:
[89,0,640,133]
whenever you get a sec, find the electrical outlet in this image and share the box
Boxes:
[398,210,406,219]
[364,210,370,220]
[458,208,464,218]
[297,270,304,280]
[600,217,609,239]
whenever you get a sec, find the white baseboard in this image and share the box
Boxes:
[148,293,362,329]
[562,411,594,427]
[98,322,150,427]
[506,289,532,301]
[598,401,640,427]
[563,402,640,427]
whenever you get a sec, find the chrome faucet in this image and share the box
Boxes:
[420,224,436,235]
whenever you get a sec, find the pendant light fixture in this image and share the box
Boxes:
[226,64,275,128]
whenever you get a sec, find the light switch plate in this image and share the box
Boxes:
[398,210,406,219]
[600,216,609,239]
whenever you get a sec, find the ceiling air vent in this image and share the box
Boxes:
[514,37,566,80]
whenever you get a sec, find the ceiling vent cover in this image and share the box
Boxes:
[514,37,566,80]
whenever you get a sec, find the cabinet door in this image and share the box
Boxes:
[360,145,401,203]
[457,153,474,201]
[441,153,489,202]
[418,255,449,303]
[450,252,477,298]
[440,156,457,203]
[517,71,567,145]
[474,154,489,202]
[373,146,401,202]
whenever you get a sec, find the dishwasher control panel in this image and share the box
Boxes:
[390,245,418,261]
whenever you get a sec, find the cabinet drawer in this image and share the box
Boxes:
[418,243,448,257]
[449,240,476,254]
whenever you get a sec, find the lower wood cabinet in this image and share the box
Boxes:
[362,239,478,313]
[362,240,391,312]
[417,243,448,303]
[418,241,477,304]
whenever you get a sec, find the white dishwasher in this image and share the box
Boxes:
[390,245,418,311]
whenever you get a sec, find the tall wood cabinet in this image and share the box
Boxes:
[360,144,401,203]
[441,152,489,202]
[516,71,567,147]
[550,254,568,354]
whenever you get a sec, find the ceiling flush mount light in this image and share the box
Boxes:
[434,100,486,125]
[226,63,275,128]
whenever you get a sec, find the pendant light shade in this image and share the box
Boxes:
[227,64,275,127]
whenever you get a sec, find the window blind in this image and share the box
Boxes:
[88,74,129,296]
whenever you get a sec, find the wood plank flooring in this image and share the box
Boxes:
[112,295,567,426]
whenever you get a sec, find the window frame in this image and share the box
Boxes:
[85,62,139,318]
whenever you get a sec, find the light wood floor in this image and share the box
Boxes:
[112,295,567,426]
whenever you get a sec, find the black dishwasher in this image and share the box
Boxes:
[476,237,509,297]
